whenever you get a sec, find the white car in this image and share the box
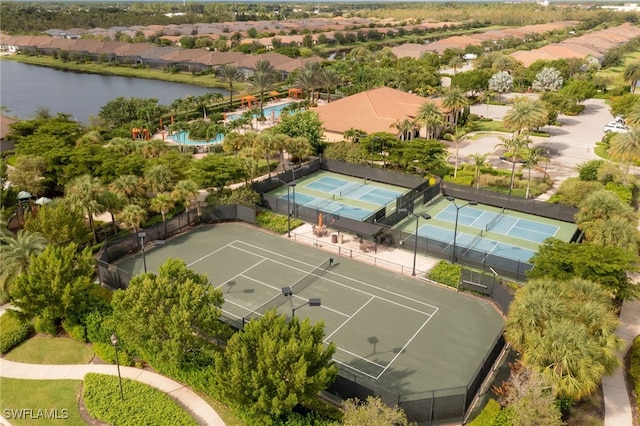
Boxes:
[603,122,629,134]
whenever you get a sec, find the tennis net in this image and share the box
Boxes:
[462,230,483,256]
[252,257,333,316]
[291,257,333,293]
[485,208,506,232]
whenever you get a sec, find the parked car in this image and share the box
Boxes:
[603,122,629,133]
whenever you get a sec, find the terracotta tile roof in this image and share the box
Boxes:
[509,23,640,67]
[391,43,432,59]
[314,87,443,136]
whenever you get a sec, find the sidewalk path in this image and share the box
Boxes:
[0,358,225,426]
[602,299,640,426]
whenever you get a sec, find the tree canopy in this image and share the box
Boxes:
[111,258,225,367]
[528,238,639,301]
[214,309,337,421]
[505,277,622,401]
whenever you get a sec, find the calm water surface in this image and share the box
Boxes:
[0,60,226,123]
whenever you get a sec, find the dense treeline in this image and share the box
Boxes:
[2,1,638,35]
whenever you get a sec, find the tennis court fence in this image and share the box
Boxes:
[443,182,578,223]
[97,204,256,290]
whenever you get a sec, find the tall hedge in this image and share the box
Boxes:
[0,312,33,354]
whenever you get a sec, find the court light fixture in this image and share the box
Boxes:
[292,298,321,318]
[399,208,432,276]
[446,197,478,264]
[138,232,147,273]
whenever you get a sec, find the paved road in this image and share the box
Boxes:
[0,358,225,426]
[460,97,615,191]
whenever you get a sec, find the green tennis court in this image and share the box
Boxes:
[268,170,410,221]
[115,223,504,396]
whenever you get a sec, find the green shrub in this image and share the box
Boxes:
[0,312,33,354]
[255,210,304,234]
[548,178,603,207]
[604,182,634,205]
[93,342,133,366]
[564,104,585,116]
[34,314,57,335]
[62,320,87,343]
[83,373,197,426]
[444,169,475,186]
[578,159,604,181]
[469,399,502,426]
[628,336,640,420]
[427,261,462,288]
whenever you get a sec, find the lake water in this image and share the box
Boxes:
[0,60,227,123]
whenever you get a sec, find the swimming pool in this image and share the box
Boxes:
[226,102,297,121]
[170,130,224,146]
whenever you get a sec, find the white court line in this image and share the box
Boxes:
[214,259,267,290]
[232,240,440,314]
[332,359,381,380]
[375,314,436,380]
[228,240,440,378]
[334,347,386,369]
[186,242,239,267]
[469,210,489,228]
[325,297,375,342]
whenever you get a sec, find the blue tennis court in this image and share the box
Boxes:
[280,192,374,221]
[305,176,402,207]
[434,205,558,244]
[416,223,535,263]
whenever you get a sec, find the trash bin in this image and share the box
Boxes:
[331,233,338,244]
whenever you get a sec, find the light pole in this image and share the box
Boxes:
[138,232,147,273]
[446,196,478,264]
[272,178,292,237]
[110,334,124,401]
[399,208,431,276]
[292,298,321,318]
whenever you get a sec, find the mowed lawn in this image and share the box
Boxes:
[600,51,640,88]
[0,378,85,426]
[4,335,94,364]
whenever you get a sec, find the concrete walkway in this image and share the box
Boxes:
[0,358,225,426]
[602,299,640,426]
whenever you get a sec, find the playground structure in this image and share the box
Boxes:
[131,127,151,140]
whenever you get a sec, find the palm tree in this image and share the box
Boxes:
[440,86,469,129]
[144,164,174,195]
[318,68,341,103]
[141,139,168,159]
[65,175,105,244]
[626,104,640,126]
[294,62,322,102]
[585,216,637,252]
[415,101,444,139]
[519,147,541,199]
[222,132,249,157]
[99,191,126,236]
[503,97,548,136]
[343,128,366,143]
[623,62,640,93]
[468,153,490,189]
[150,192,175,238]
[249,60,277,116]
[390,119,416,141]
[478,90,496,116]
[110,174,143,203]
[0,230,48,302]
[118,204,147,235]
[505,278,622,401]
[495,134,530,198]
[256,130,285,177]
[219,65,243,110]
[609,127,640,171]
[172,179,201,216]
[443,127,469,178]
[575,189,636,243]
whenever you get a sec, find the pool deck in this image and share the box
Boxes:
[154,98,316,149]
